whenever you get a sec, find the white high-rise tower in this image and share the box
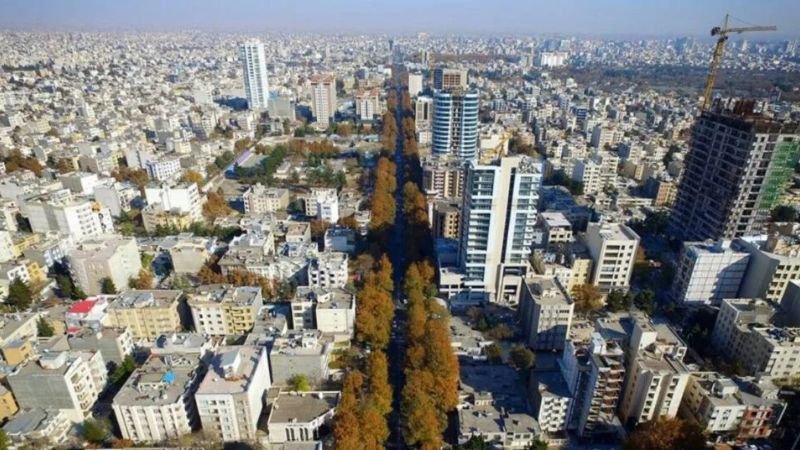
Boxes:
[239,40,270,110]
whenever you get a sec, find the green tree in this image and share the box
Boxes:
[510,344,535,371]
[528,438,549,450]
[771,205,798,222]
[7,278,33,310]
[81,419,108,444]
[37,318,55,337]
[484,343,503,364]
[0,429,9,450]
[606,288,632,312]
[634,289,657,315]
[100,277,117,295]
[288,374,311,392]
[111,355,137,386]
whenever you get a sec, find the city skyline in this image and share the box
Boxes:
[2,0,799,38]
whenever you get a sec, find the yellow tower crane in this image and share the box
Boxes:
[701,14,776,111]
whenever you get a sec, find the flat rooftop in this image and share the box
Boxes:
[192,285,261,306]
[197,346,265,395]
[108,290,181,310]
[268,391,338,424]
[113,354,202,406]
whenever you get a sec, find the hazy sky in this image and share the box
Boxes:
[2,0,798,37]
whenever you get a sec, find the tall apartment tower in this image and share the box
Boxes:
[433,67,468,90]
[239,40,270,110]
[432,89,479,161]
[458,155,543,303]
[670,109,800,241]
[310,74,337,127]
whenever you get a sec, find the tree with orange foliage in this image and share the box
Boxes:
[355,284,394,349]
[112,167,149,191]
[365,351,392,416]
[129,269,154,289]
[365,254,393,294]
[401,370,444,449]
[202,191,233,220]
[623,416,706,450]
[572,283,604,315]
[180,169,204,186]
[332,371,364,450]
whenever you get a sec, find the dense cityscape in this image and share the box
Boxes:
[0,3,799,450]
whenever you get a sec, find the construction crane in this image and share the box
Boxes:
[701,14,776,111]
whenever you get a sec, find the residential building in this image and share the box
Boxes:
[432,89,479,161]
[2,408,71,448]
[141,204,194,233]
[307,252,348,289]
[112,353,204,443]
[195,346,271,442]
[144,183,202,221]
[145,158,182,182]
[405,72,424,96]
[240,39,270,110]
[310,74,337,127]
[672,240,750,305]
[0,386,18,422]
[8,351,106,423]
[164,234,215,274]
[711,298,776,360]
[736,237,800,302]
[188,285,264,336]
[304,188,339,223]
[584,222,640,294]
[242,184,289,214]
[422,155,465,199]
[20,189,102,241]
[269,331,332,385]
[323,226,355,254]
[531,370,572,435]
[354,88,381,121]
[433,67,468,90]
[519,276,574,351]
[458,155,543,303]
[619,350,690,427]
[680,372,785,441]
[670,109,800,241]
[432,200,461,240]
[536,212,574,249]
[106,290,184,340]
[67,328,135,367]
[266,391,339,444]
[536,51,568,67]
[68,235,142,296]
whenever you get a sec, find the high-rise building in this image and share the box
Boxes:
[310,74,337,127]
[458,155,543,303]
[406,72,424,96]
[354,88,381,121]
[433,67,468,90]
[432,89,479,161]
[239,40,269,110]
[670,109,800,241]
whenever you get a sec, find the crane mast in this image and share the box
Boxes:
[700,14,777,111]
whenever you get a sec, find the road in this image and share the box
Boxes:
[387,66,409,449]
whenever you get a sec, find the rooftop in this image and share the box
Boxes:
[192,285,262,306]
[197,346,265,395]
[267,391,338,424]
[108,290,181,310]
[113,354,203,406]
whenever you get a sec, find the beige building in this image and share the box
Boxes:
[141,204,194,233]
[310,74,337,128]
[106,290,184,340]
[737,237,800,302]
[432,201,460,240]
[68,235,142,296]
[242,184,289,214]
[188,285,264,336]
[519,276,574,351]
[619,350,690,426]
[0,386,18,421]
[584,222,639,294]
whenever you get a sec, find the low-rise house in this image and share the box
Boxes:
[267,391,339,444]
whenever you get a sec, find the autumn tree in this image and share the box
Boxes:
[572,284,603,315]
[309,219,330,240]
[355,284,394,349]
[365,351,392,415]
[129,269,154,290]
[180,169,204,186]
[111,167,149,191]
[332,371,364,450]
[365,254,393,294]
[202,191,233,220]
[510,344,535,371]
[623,416,706,450]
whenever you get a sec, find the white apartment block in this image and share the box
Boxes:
[532,370,572,434]
[112,353,202,443]
[145,183,202,221]
[745,327,800,378]
[406,73,424,97]
[68,235,142,296]
[242,184,289,214]
[145,158,182,182]
[672,240,750,305]
[535,51,568,67]
[307,252,348,289]
[21,189,103,241]
[267,391,338,444]
[571,158,602,195]
[584,222,639,294]
[8,351,106,423]
[590,125,623,149]
[195,346,271,442]
[310,74,337,127]
[305,188,339,223]
[313,289,356,336]
[519,276,574,351]
[0,231,14,263]
[240,40,270,110]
